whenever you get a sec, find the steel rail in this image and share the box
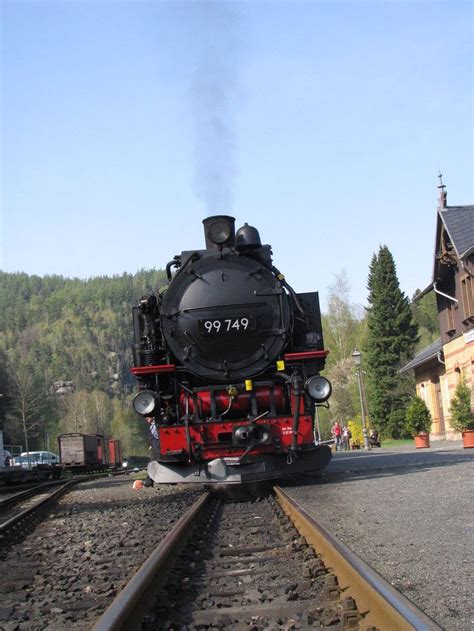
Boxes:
[0,479,67,511]
[92,492,211,631]
[274,486,442,631]
[0,478,90,537]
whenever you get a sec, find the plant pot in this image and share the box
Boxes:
[414,433,430,449]
[462,429,474,448]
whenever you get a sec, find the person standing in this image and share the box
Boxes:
[331,421,342,451]
[342,425,351,451]
[146,416,160,460]
[144,416,159,488]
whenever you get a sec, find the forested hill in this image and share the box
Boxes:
[0,269,167,392]
[0,269,167,456]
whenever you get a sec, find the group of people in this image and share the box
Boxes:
[330,420,352,451]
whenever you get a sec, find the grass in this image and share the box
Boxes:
[379,438,413,449]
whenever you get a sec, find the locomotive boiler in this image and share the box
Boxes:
[131,216,332,484]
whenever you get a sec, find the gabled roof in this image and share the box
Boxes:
[413,194,473,303]
[439,205,474,259]
[400,337,442,373]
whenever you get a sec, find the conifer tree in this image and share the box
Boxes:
[365,246,419,437]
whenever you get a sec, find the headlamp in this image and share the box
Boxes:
[305,375,332,402]
[208,219,232,245]
[132,390,157,416]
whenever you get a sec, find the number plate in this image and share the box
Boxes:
[198,316,256,335]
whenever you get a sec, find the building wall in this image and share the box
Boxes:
[416,361,446,439]
[442,331,474,438]
[415,330,473,439]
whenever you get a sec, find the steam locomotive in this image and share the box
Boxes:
[131,216,332,484]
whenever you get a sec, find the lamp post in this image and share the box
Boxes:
[352,348,371,451]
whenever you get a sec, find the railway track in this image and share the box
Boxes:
[0,479,78,546]
[93,486,442,631]
[0,479,66,511]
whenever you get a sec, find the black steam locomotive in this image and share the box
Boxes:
[131,216,332,484]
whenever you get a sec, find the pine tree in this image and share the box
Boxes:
[365,246,419,437]
[449,379,474,431]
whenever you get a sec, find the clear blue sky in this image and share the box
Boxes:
[1,0,472,309]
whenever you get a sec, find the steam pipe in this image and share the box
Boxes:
[184,394,193,462]
[290,371,303,451]
[166,262,174,281]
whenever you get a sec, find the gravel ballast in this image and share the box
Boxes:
[0,477,202,630]
[282,441,474,630]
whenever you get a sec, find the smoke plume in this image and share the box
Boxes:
[191,2,240,214]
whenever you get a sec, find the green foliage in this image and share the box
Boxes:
[326,357,356,426]
[348,416,364,446]
[324,272,360,363]
[405,396,432,437]
[449,379,474,431]
[0,269,166,454]
[365,246,419,437]
[411,290,439,351]
[385,407,411,439]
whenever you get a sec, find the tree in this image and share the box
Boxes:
[6,365,50,459]
[405,396,432,437]
[324,271,360,364]
[59,390,113,436]
[449,379,474,431]
[411,289,439,350]
[365,246,419,437]
[326,357,356,426]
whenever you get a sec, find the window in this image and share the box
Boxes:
[460,275,474,320]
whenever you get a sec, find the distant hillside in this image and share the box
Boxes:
[0,269,167,454]
[0,269,167,392]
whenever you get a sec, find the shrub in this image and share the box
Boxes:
[449,379,474,431]
[348,416,364,446]
[405,396,432,437]
[386,407,411,439]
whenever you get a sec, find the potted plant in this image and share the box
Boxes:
[406,396,432,448]
[449,379,474,448]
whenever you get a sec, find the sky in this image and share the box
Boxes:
[1,0,473,310]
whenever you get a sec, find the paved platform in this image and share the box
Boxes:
[281,441,473,630]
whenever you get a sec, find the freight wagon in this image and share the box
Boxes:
[58,433,109,472]
[108,439,123,469]
[58,433,123,473]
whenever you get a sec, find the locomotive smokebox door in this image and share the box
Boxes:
[161,254,291,382]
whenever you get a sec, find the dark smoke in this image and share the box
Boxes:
[191,2,240,214]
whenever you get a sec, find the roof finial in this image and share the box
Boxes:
[437,171,447,209]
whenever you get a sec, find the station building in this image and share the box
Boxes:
[401,184,474,439]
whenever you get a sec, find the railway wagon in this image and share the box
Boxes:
[58,433,109,471]
[108,439,123,468]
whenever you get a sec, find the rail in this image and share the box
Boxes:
[274,486,441,630]
[0,477,102,539]
[92,491,211,631]
[92,487,442,631]
[0,479,67,511]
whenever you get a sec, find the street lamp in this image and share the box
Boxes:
[352,348,371,451]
